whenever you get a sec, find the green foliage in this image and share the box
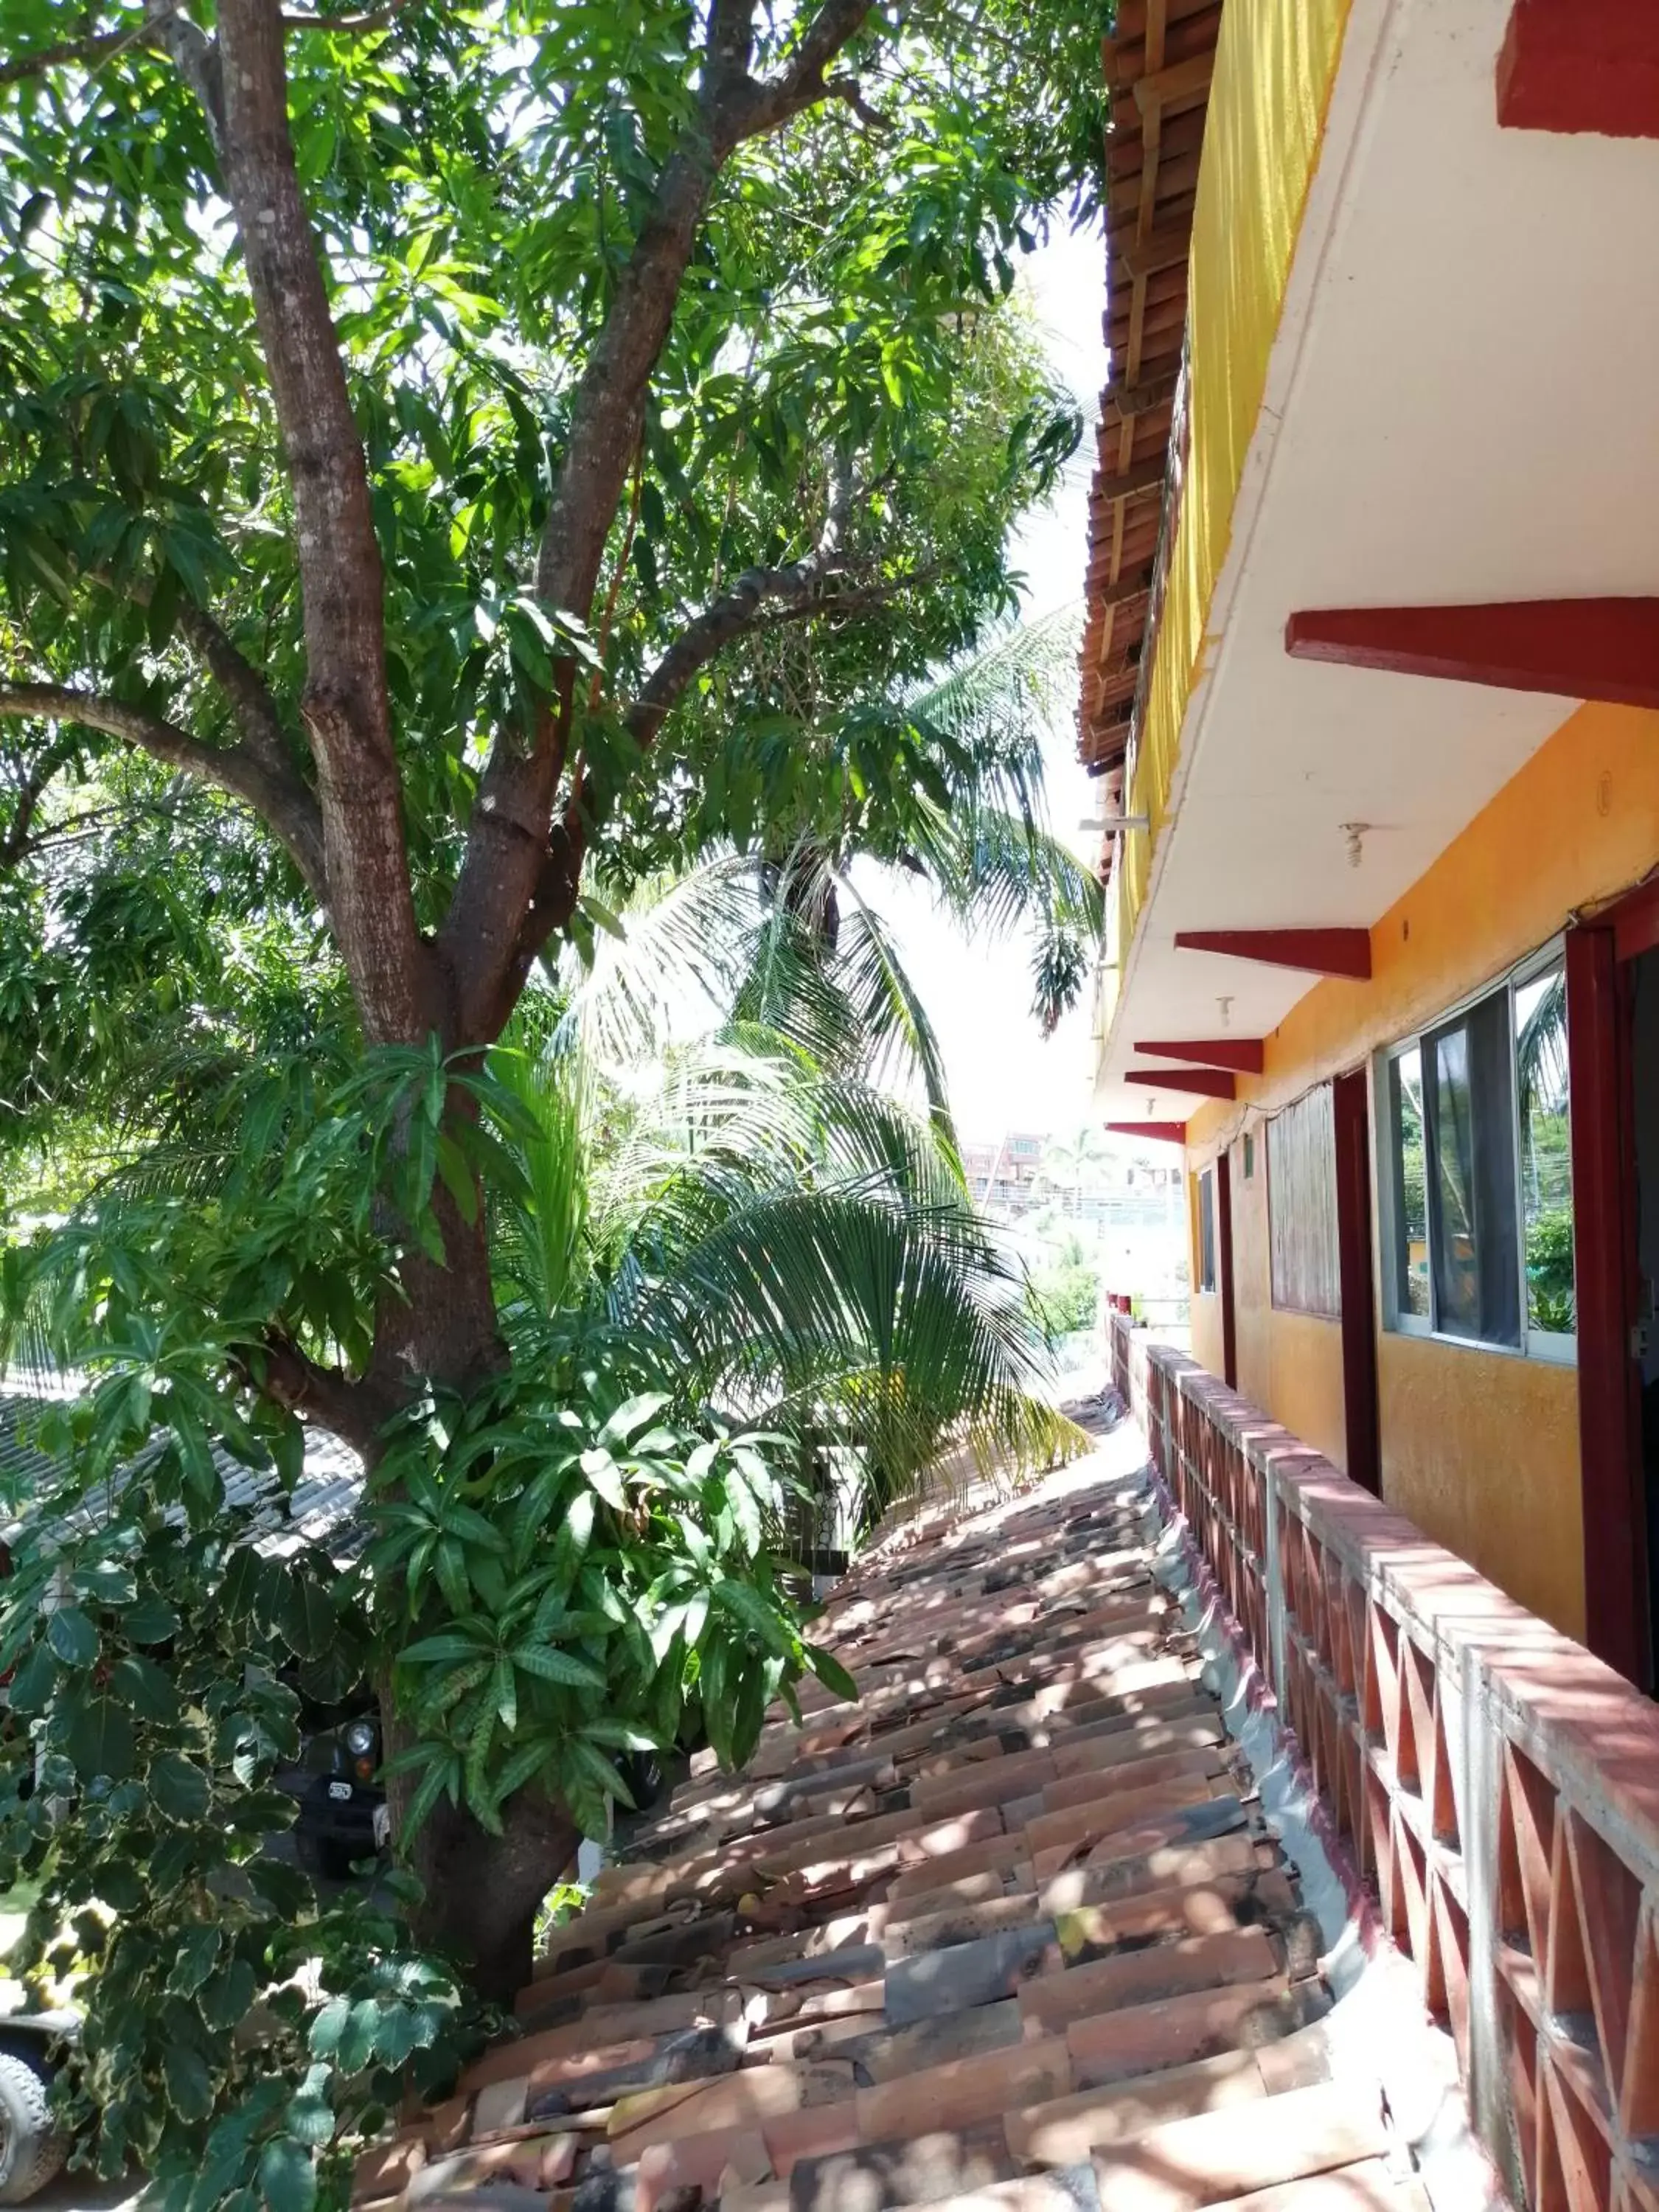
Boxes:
[0,1417,496,2201]
[0,0,1099,945]
[1026,1234,1100,1345]
[0,990,1074,2190]
[0,0,1107,2185]
[1526,1203,1575,1335]
[0,1298,832,2197]
[370,1368,832,1839]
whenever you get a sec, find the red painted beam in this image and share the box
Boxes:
[1498,1,1659,138]
[1174,928,1372,979]
[1105,1121,1186,1144]
[1285,599,1659,709]
[1133,1037,1265,1074]
[1126,1068,1236,1101]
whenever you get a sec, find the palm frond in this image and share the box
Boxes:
[832,875,961,1157]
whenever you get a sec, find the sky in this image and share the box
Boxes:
[861,218,1107,1148]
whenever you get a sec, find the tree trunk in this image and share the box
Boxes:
[390,1745,582,2006]
[366,1160,584,2006]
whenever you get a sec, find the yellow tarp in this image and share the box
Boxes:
[1113,0,1354,964]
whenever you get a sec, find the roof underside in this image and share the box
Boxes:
[1077,0,1222,784]
[1092,0,1659,1117]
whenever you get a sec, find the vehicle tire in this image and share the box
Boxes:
[0,2042,69,2205]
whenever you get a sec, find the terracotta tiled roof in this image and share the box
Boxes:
[1078,1,1222,787]
[355,1428,1437,2212]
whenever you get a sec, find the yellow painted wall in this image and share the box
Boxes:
[1190,1290,1225,1381]
[1117,0,1354,953]
[1178,696,1659,1640]
[1376,1335,1581,1635]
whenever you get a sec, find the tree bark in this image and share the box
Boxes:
[380,1703,581,2005]
[215,0,429,1046]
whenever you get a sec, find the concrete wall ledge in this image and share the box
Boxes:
[1109,1312,1659,2212]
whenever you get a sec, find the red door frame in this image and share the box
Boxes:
[1565,918,1651,1688]
[1217,1149,1238,1390]
[1332,1069,1382,1497]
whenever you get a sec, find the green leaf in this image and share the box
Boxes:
[284,2090,335,2149]
[63,1694,136,1781]
[397,1752,458,1847]
[712,1577,793,1658]
[201,1955,259,2032]
[46,1607,97,1667]
[580,1447,626,1512]
[7,1644,58,1715]
[110,1651,181,1721]
[512,1642,605,1691]
[276,1572,335,1660]
[257,2135,318,2212]
[124,1593,181,1644]
[167,1924,222,1997]
[308,1996,352,2057]
[335,1994,383,2076]
[150,1753,212,1823]
[164,2042,215,2121]
[598,1391,672,1448]
[804,1644,858,1703]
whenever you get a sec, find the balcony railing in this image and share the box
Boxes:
[1108,1311,1659,2212]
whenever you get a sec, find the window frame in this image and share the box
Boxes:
[1196,1166,1217,1295]
[1374,936,1576,1365]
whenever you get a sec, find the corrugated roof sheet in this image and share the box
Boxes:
[0,1384,364,1557]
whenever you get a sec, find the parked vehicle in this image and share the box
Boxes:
[291,1705,388,1882]
[0,2013,76,2203]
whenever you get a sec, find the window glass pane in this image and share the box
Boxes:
[1388,1048,1430,1319]
[1424,990,1520,1346]
[1514,961,1574,1334]
[1197,1171,1216,1293]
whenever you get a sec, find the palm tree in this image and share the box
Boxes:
[488,992,1079,1545]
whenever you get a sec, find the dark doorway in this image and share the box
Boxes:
[1332,1070,1382,1496]
[1565,911,1657,1689]
[1217,1150,1238,1389]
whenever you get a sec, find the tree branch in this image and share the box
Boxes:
[173,599,296,780]
[279,0,410,30]
[0,731,76,869]
[246,1332,386,1458]
[0,25,140,86]
[439,0,877,1046]
[0,0,394,90]
[0,683,330,903]
[822,74,891,131]
[625,457,858,751]
[212,0,428,1043]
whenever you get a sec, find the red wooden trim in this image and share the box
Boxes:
[1498,0,1659,138]
[1133,1037,1266,1074]
[1105,1120,1188,1144]
[1285,599,1659,709]
[1564,924,1650,1688]
[1175,928,1372,979]
[1587,871,1659,964]
[1126,1068,1237,1100]
[1217,1149,1237,1389]
[1332,1069,1381,1498]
